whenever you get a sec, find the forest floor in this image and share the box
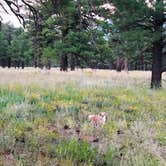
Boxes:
[0,67,166,166]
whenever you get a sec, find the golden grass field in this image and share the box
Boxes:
[0,67,165,89]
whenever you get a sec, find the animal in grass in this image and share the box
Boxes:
[88,112,107,127]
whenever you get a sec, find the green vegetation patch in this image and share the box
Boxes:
[0,84,166,165]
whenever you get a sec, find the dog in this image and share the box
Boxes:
[88,112,107,127]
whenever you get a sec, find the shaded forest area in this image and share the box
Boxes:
[0,0,166,88]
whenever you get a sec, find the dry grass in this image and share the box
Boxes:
[0,67,165,89]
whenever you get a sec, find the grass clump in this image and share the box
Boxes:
[55,139,97,162]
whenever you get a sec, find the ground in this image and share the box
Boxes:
[0,68,166,165]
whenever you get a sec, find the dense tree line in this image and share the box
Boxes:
[0,23,33,68]
[0,0,166,88]
[0,22,152,70]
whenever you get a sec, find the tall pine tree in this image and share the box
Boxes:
[109,0,166,88]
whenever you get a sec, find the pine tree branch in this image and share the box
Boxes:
[0,2,9,14]
[3,0,25,26]
[1,0,39,27]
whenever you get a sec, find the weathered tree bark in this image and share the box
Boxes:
[60,53,68,71]
[151,40,163,89]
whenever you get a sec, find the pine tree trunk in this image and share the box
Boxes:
[60,53,68,71]
[7,57,11,68]
[21,61,24,69]
[14,60,17,68]
[1,59,6,68]
[34,59,37,68]
[124,57,128,71]
[151,40,163,89]
[17,61,20,68]
[46,60,51,70]
[32,56,38,68]
[38,55,43,69]
[116,56,123,72]
[70,54,75,71]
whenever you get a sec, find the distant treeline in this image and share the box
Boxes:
[0,23,153,71]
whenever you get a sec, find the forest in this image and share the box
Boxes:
[0,0,166,165]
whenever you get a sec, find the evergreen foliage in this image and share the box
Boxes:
[0,24,33,68]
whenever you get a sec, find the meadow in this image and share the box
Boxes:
[0,67,166,166]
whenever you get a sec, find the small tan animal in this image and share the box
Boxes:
[88,112,107,127]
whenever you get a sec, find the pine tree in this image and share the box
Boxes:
[109,0,166,88]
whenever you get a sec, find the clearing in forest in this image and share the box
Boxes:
[0,68,166,165]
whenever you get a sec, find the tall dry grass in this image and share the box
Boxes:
[0,67,165,89]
